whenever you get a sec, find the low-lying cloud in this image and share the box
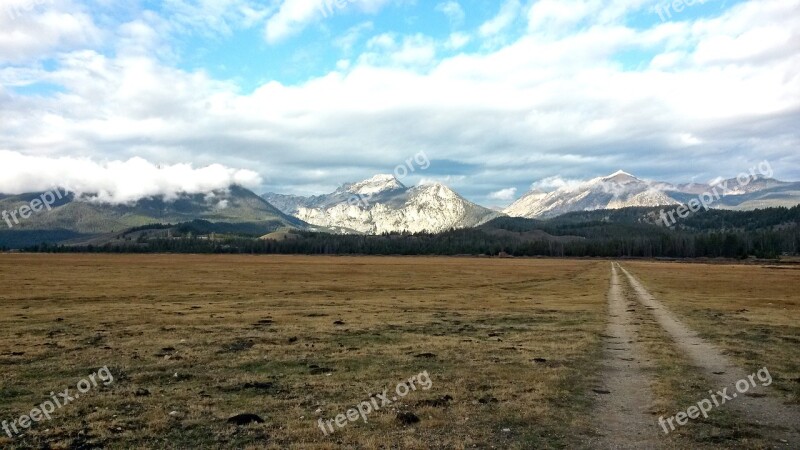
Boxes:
[488,187,517,201]
[0,151,262,204]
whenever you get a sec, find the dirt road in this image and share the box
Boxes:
[590,263,664,449]
[618,264,800,447]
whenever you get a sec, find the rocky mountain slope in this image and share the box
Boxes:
[505,171,800,219]
[504,171,680,219]
[264,175,499,234]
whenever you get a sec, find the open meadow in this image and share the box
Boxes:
[0,255,797,449]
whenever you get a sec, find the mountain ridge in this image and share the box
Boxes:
[264,175,500,234]
[504,170,800,219]
[0,185,304,236]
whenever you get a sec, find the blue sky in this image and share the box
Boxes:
[0,0,797,205]
[148,0,741,87]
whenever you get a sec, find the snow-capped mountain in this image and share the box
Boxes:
[504,171,680,219]
[505,170,800,219]
[348,174,405,195]
[664,176,800,211]
[264,175,499,234]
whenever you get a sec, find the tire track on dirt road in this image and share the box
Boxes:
[589,263,664,449]
[618,264,800,447]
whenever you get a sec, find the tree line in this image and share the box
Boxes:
[21,206,800,259]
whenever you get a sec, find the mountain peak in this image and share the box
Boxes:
[602,170,638,181]
[365,174,399,183]
[413,181,459,198]
[347,174,405,195]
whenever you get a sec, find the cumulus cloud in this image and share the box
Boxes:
[0,0,798,208]
[444,32,470,50]
[265,0,391,44]
[480,0,521,37]
[0,151,262,204]
[436,1,465,26]
[264,0,326,43]
[0,1,102,62]
[531,176,586,193]
[488,187,517,200]
[360,33,438,66]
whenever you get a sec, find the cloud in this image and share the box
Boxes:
[334,21,374,53]
[159,0,271,37]
[531,176,585,192]
[0,1,102,62]
[526,0,599,34]
[265,0,391,44]
[444,32,470,50]
[0,0,798,207]
[265,0,326,44]
[488,187,517,200]
[480,0,521,37]
[361,33,438,66]
[436,1,465,26]
[0,151,262,204]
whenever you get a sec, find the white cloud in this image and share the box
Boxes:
[0,3,102,62]
[436,1,465,26]
[1,0,798,204]
[265,0,326,44]
[480,0,521,37]
[531,176,584,192]
[361,33,437,67]
[488,187,517,200]
[334,21,374,52]
[159,0,271,37]
[0,151,262,204]
[528,0,586,33]
[265,0,391,44]
[445,32,471,50]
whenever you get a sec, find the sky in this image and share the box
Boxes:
[0,0,798,206]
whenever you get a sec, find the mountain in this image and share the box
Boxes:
[504,171,680,219]
[0,185,304,248]
[49,206,800,260]
[505,171,800,219]
[264,174,407,215]
[664,178,800,211]
[264,174,500,234]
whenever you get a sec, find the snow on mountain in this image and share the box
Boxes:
[348,174,405,195]
[504,170,681,219]
[265,171,800,227]
[263,174,407,215]
[264,176,499,234]
[502,190,547,218]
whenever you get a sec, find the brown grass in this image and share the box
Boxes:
[0,255,608,449]
[2,255,796,449]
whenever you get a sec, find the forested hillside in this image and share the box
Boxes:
[20,206,800,259]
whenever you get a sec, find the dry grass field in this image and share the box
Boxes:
[0,255,797,449]
[0,255,609,449]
